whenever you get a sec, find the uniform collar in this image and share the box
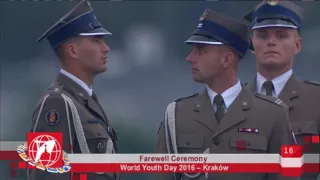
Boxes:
[256,69,292,97]
[60,69,93,96]
[206,80,242,108]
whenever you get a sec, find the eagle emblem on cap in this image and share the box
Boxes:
[199,9,209,21]
[267,0,278,6]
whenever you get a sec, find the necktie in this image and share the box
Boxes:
[214,94,225,123]
[263,81,274,96]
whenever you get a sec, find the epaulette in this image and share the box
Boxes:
[44,83,64,95]
[174,93,198,102]
[254,93,287,109]
[241,82,248,86]
[34,84,64,109]
[304,80,320,86]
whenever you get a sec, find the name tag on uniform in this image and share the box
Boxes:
[238,128,259,133]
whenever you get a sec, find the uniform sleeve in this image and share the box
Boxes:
[266,107,298,180]
[155,121,168,153]
[29,94,74,180]
[153,121,176,180]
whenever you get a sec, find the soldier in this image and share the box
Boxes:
[28,0,120,180]
[155,8,296,180]
[243,1,320,179]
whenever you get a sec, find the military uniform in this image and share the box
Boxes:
[156,89,296,180]
[28,1,120,180]
[246,76,320,179]
[155,8,296,180]
[243,1,320,179]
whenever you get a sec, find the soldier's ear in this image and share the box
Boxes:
[222,51,234,68]
[294,36,302,54]
[64,37,82,59]
[66,43,78,59]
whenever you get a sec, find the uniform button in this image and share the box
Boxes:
[185,141,190,146]
[97,141,105,153]
[98,132,101,136]
[246,142,251,146]
[298,129,302,133]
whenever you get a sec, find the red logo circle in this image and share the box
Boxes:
[28,135,61,168]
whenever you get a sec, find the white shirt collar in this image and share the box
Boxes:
[256,69,292,97]
[207,80,242,109]
[60,69,93,96]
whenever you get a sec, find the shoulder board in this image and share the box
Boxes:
[174,93,198,102]
[44,83,64,94]
[254,93,287,108]
[304,80,320,86]
[34,84,64,108]
[241,82,248,86]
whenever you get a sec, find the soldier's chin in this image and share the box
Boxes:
[93,67,107,76]
[261,61,281,69]
[100,66,107,72]
[193,76,204,83]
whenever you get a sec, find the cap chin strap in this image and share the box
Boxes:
[165,102,209,180]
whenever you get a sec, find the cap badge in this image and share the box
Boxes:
[267,0,278,6]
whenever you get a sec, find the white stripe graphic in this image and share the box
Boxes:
[280,158,303,167]
[303,154,320,163]
[0,141,25,151]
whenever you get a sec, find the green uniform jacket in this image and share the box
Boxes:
[29,73,120,180]
[246,74,320,180]
[155,88,297,180]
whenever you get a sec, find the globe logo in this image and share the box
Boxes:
[17,133,71,173]
[28,135,61,168]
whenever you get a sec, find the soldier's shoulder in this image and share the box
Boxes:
[37,83,66,103]
[253,93,288,109]
[33,84,67,115]
[172,93,199,103]
[303,80,320,87]
[46,84,64,94]
[241,82,249,86]
[300,80,320,98]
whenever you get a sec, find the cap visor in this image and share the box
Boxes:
[79,27,112,36]
[185,35,223,45]
[252,19,298,30]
